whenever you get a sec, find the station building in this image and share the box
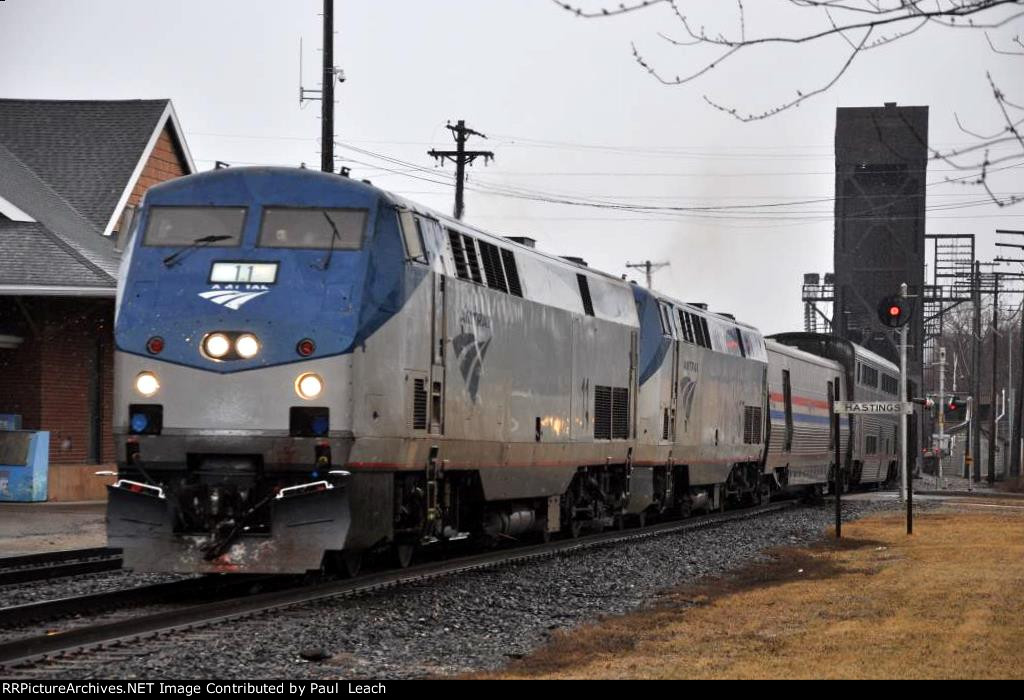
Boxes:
[0,99,195,500]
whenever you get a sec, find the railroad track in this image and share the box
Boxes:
[0,573,290,628]
[0,548,122,586]
[0,500,794,675]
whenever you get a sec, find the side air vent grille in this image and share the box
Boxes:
[594,385,612,440]
[743,405,762,444]
[448,230,468,280]
[502,248,523,297]
[478,240,508,293]
[612,387,629,439]
[412,378,428,430]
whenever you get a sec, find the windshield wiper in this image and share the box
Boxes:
[316,212,342,271]
[163,235,233,268]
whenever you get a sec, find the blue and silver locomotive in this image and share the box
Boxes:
[109,166,898,574]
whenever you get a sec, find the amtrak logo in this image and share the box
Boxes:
[679,376,698,431]
[453,310,493,402]
[198,285,269,311]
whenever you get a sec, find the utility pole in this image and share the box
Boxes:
[321,0,334,173]
[989,272,1000,485]
[428,120,494,220]
[626,260,670,290]
[299,2,345,173]
[996,229,1024,479]
[971,260,982,482]
[938,346,946,489]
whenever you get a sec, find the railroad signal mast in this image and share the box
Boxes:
[877,284,915,533]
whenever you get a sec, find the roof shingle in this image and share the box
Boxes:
[0,99,170,233]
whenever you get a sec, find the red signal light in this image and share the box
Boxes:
[888,305,901,317]
[296,338,316,357]
[146,336,165,354]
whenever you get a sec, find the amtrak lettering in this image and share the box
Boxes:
[452,310,493,401]
[198,283,270,311]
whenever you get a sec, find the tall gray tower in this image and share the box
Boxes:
[833,102,928,461]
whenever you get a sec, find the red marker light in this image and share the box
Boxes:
[888,305,901,317]
[146,336,165,354]
[296,338,316,357]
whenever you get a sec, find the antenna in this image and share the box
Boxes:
[299,36,323,108]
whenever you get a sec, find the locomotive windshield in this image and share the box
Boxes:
[257,207,366,249]
[143,206,246,247]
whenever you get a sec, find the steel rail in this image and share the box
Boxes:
[0,548,123,586]
[0,501,794,670]
[0,574,284,628]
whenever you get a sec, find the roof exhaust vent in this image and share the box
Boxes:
[561,256,588,267]
[506,236,536,248]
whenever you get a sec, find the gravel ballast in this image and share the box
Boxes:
[29,499,920,680]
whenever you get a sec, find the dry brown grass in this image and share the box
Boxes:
[477,507,1024,679]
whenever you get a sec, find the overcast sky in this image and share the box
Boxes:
[2,0,1021,333]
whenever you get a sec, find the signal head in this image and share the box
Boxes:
[878,294,911,328]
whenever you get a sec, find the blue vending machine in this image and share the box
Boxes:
[0,427,49,502]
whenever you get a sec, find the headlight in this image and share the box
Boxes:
[203,333,230,359]
[135,371,160,397]
[235,334,260,359]
[295,373,324,400]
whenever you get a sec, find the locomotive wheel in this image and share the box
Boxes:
[393,543,415,569]
[342,551,363,578]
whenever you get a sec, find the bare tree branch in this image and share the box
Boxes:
[554,0,1024,205]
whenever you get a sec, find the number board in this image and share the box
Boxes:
[209,262,278,284]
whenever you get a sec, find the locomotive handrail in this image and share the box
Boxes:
[112,479,165,499]
[275,480,333,499]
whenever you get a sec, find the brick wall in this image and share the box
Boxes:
[0,298,114,465]
[127,126,188,208]
[0,302,41,428]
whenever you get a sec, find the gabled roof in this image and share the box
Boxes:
[0,221,113,292]
[0,98,196,295]
[0,142,118,280]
